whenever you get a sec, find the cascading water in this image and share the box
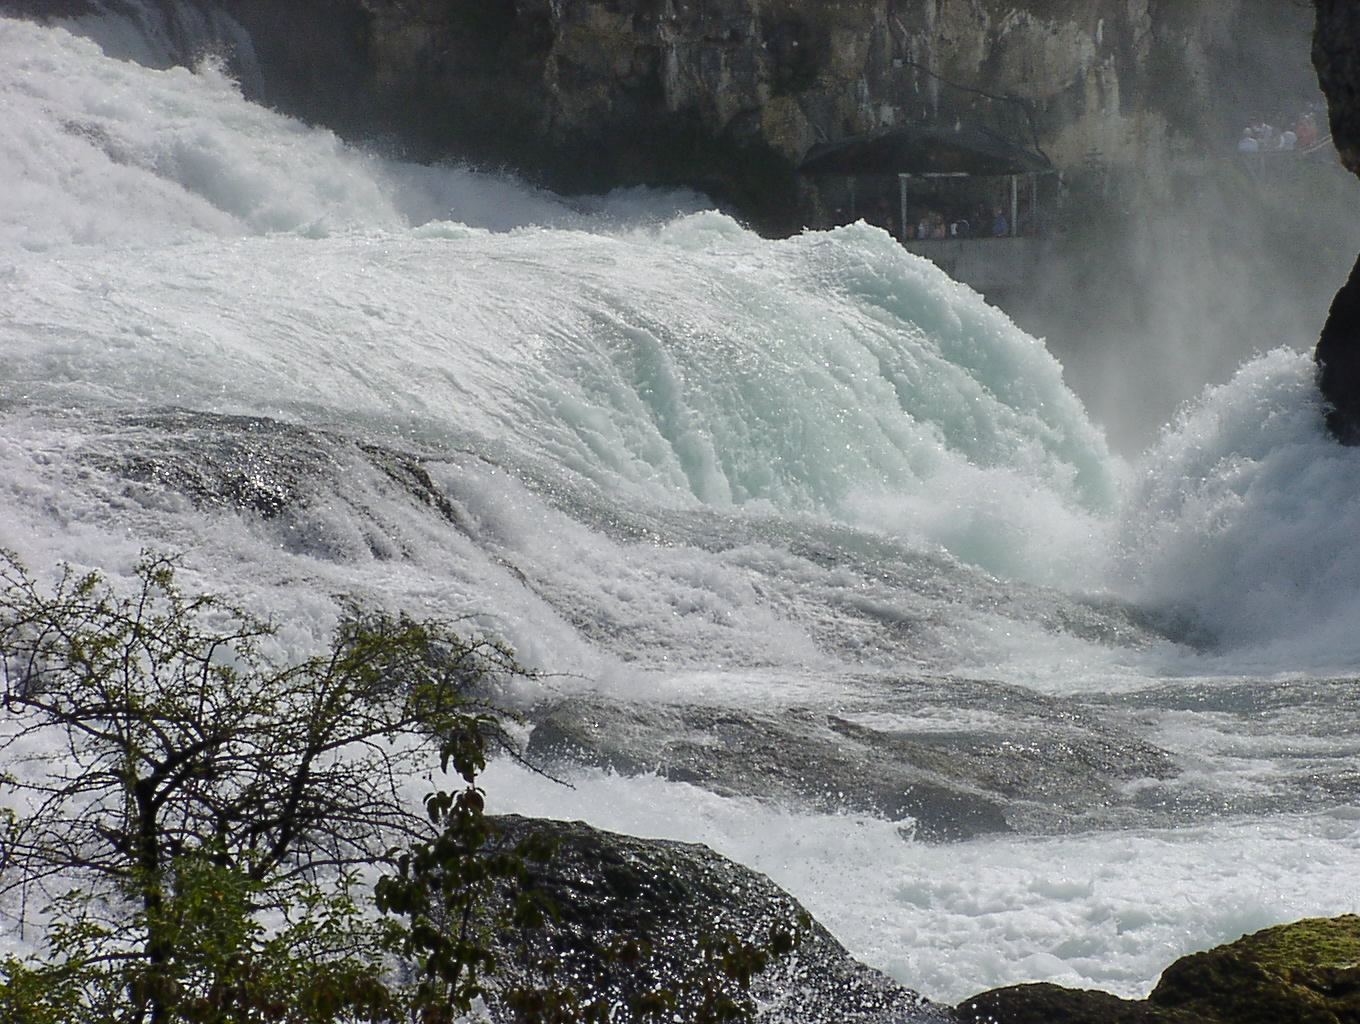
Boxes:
[3,13,1359,1007]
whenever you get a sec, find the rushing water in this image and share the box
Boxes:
[3,14,1360,1008]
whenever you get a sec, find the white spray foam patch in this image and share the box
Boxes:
[484,760,1360,1006]
[0,18,419,245]
[1117,347,1360,669]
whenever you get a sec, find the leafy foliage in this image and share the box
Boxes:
[0,549,808,1023]
[375,772,560,1020]
[0,549,517,1024]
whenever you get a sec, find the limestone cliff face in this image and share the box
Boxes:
[201,0,1312,232]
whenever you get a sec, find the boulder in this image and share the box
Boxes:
[489,814,958,1023]
[1148,914,1360,1024]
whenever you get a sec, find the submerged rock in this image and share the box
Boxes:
[76,409,486,562]
[957,915,1360,1024]
[490,814,958,1023]
[526,686,1182,842]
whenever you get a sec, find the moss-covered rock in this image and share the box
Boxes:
[958,916,1360,1024]
[1149,915,1360,1024]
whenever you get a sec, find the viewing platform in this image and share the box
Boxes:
[799,123,1056,300]
[902,236,1051,296]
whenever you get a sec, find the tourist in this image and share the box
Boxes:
[1298,110,1318,148]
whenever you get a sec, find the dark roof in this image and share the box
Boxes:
[798,124,1052,176]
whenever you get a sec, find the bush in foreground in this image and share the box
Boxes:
[0,551,802,1024]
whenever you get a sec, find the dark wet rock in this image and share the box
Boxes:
[1313,1,1360,177]
[1313,1,1360,444]
[90,410,341,521]
[957,982,1210,1024]
[957,915,1360,1024]
[526,686,1182,842]
[76,409,484,561]
[527,698,1007,842]
[1316,252,1360,445]
[490,814,958,1023]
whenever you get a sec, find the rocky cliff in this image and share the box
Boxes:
[1312,0,1360,444]
[212,0,1314,232]
[14,0,1315,233]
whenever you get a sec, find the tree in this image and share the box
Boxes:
[0,549,809,1024]
[0,549,521,1024]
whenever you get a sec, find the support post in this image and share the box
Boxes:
[898,173,909,242]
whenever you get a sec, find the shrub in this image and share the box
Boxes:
[0,549,516,1024]
[0,549,806,1024]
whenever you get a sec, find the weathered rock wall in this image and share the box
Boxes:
[1313,0,1360,175]
[198,0,1314,232]
[8,0,1318,230]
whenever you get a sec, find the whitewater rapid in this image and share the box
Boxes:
[3,15,1360,1006]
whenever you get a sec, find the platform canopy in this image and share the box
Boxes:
[798,123,1052,177]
